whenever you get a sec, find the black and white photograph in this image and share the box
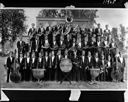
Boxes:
[0,8,128,91]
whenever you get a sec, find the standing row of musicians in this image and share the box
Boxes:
[17,34,116,62]
[6,49,125,83]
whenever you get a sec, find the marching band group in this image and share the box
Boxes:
[5,23,125,83]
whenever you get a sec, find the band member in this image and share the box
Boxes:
[80,50,87,81]
[70,38,76,51]
[98,37,106,58]
[44,51,49,81]
[38,52,45,81]
[50,35,58,51]
[117,52,125,82]
[83,35,89,55]
[72,49,81,81]
[25,52,31,81]
[59,35,66,51]
[95,23,102,40]
[23,42,30,54]
[71,25,78,39]
[56,50,62,81]
[30,52,37,81]
[65,34,72,49]
[38,29,45,53]
[28,23,37,38]
[89,34,97,55]
[93,52,101,81]
[5,51,15,83]
[48,51,56,81]
[103,36,110,59]
[30,35,36,53]
[18,53,24,81]
[37,52,44,69]
[96,36,102,54]
[35,35,40,53]
[76,34,82,50]
[109,38,117,61]
[100,55,107,81]
[106,54,113,81]
[22,53,30,81]
[52,51,58,81]
[37,25,45,35]
[86,51,94,81]
[48,52,52,81]
[17,36,25,57]
[104,25,111,39]
[42,35,50,53]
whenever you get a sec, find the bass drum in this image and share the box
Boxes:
[60,58,72,73]
[10,71,21,83]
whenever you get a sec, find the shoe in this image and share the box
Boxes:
[89,81,94,85]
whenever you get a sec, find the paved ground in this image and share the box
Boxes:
[0,36,127,89]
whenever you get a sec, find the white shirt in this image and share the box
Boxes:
[95,57,98,62]
[27,57,30,63]
[78,42,81,47]
[119,57,123,63]
[105,29,109,33]
[65,55,68,59]
[82,56,85,62]
[88,57,91,62]
[84,41,87,45]
[105,41,107,46]
[102,60,104,65]
[98,28,101,33]
[20,57,23,63]
[46,56,48,62]
[60,41,63,45]
[52,56,54,62]
[73,43,75,47]
[20,41,22,44]
[112,43,115,47]
[32,58,35,63]
[45,40,48,45]
[53,41,56,45]
[10,57,12,62]
[74,52,77,58]
[59,55,61,60]
[36,40,38,45]
[97,41,100,46]
[39,57,42,62]
[108,61,110,67]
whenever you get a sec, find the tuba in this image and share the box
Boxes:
[65,16,73,23]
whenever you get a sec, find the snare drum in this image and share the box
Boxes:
[60,58,72,73]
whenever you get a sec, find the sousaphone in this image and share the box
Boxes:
[65,16,73,23]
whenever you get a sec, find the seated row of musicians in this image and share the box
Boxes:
[6,48,125,83]
[8,49,119,82]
